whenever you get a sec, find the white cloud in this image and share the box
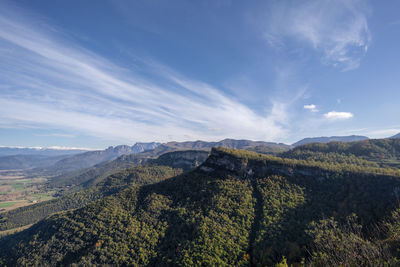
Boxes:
[0,5,290,143]
[324,111,354,120]
[34,133,76,138]
[304,104,318,112]
[264,0,371,71]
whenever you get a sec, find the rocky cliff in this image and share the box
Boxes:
[200,147,400,182]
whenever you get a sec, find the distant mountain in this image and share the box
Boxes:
[391,133,400,139]
[50,150,210,189]
[130,142,161,153]
[10,140,285,176]
[163,138,291,153]
[292,135,369,146]
[49,153,152,188]
[29,143,160,176]
[0,155,69,170]
[0,146,89,157]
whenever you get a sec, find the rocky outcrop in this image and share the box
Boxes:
[152,150,209,171]
[199,148,366,183]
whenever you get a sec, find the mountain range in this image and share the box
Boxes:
[162,138,291,152]
[3,135,399,173]
[25,143,160,175]
[4,140,289,174]
[0,146,89,157]
[0,154,68,170]
[292,135,369,146]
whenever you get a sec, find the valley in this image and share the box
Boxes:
[0,170,54,213]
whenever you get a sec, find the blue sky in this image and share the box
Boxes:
[0,0,399,148]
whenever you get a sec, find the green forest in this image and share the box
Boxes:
[1,140,400,266]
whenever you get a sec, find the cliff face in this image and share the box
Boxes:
[152,150,209,171]
[201,148,319,179]
[198,148,400,230]
[131,142,161,153]
[200,147,398,183]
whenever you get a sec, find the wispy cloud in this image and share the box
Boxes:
[0,4,289,143]
[324,111,354,120]
[304,104,318,112]
[263,0,371,71]
[34,133,76,138]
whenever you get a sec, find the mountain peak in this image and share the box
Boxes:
[292,135,369,147]
[391,133,400,139]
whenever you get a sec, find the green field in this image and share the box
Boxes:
[10,183,25,191]
[0,171,53,212]
[31,192,54,201]
[0,202,20,209]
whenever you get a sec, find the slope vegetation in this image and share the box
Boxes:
[0,151,208,232]
[0,166,182,232]
[2,148,400,266]
[284,138,400,168]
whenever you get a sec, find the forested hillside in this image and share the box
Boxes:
[283,138,400,168]
[2,148,400,266]
[0,150,208,232]
[0,166,182,232]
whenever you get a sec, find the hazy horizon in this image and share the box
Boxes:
[1,133,397,151]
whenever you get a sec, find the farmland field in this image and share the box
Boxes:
[0,170,54,212]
